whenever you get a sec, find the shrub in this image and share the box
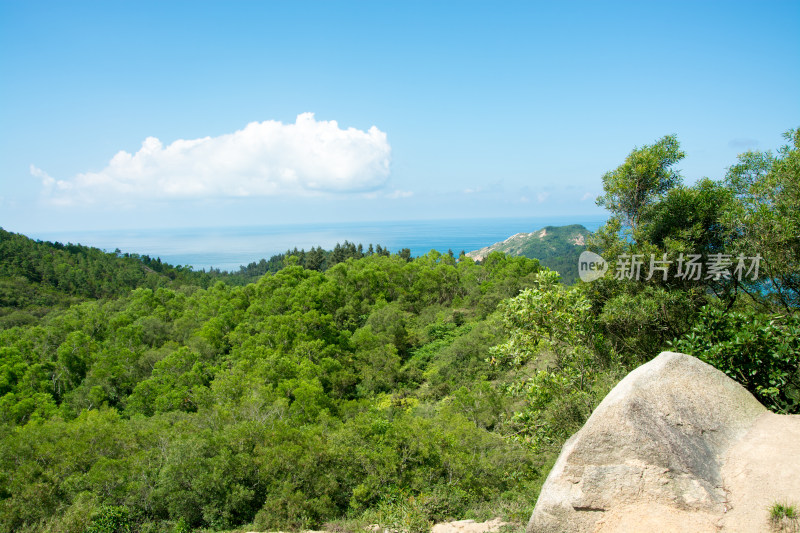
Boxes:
[672,306,800,414]
[86,505,132,533]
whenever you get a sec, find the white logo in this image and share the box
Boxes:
[578,251,608,282]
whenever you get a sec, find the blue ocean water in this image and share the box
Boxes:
[30,215,608,272]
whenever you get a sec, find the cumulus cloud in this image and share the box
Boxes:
[537,192,550,203]
[581,192,595,201]
[33,113,391,205]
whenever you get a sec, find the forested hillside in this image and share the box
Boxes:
[1,128,798,533]
[0,229,403,328]
[0,241,548,532]
[0,228,214,329]
[466,224,590,284]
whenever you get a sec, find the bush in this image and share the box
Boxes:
[672,306,800,414]
[86,505,132,533]
[362,490,433,533]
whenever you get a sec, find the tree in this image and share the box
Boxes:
[672,306,800,413]
[723,128,800,311]
[490,270,605,451]
[588,135,718,360]
[597,134,685,234]
[306,247,325,271]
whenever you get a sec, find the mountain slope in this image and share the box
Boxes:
[0,234,545,532]
[0,228,221,328]
[466,224,590,284]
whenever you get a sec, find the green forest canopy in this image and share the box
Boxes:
[0,128,798,533]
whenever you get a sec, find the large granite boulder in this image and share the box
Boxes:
[528,351,800,533]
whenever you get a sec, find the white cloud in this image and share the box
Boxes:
[359,189,413,200]
[30,165,56,189]
[537,192,550,203]
[387,189,413,199]
[33,113,391,205]
[581,192,595,201]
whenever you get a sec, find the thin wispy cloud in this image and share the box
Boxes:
[30,165,56,187]
[728,138,759,150]
[387,189,413,199]
[33,113,391,205]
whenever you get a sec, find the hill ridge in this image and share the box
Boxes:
[466,224,591,283]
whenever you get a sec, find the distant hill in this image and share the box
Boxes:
[0,228,406,328]
[0,228,223,328]
[466,224,590,283]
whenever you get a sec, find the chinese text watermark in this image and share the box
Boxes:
[578,251,761,283]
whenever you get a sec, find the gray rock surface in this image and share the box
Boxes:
[528,351,800,533]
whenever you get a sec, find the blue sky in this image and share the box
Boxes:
[1,0,798,234]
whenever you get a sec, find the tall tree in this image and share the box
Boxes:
[597,134,685,234]
[723,128,800,311]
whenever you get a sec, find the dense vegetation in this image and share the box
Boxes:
[506,225,588,285]
[1,128,798,533]
[209,241,410,284]
[468,224,589,284]
[491,129,800,452]
[0,229,213,329]
[0,234,549,532]
[0,230,406,326]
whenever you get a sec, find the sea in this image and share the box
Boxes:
[29,215,608,273]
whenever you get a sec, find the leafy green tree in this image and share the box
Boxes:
[587,136,730,361]
[54,330,96,398]
[723,128,800,311]
[86,504,132,533]
[672,306,800,413]
[597,134,685,234]
[491,270,608,451]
